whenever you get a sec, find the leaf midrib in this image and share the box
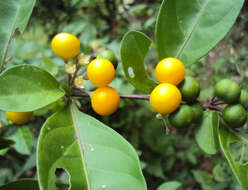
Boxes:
[1,2,22,68]
[70,106,92,190]
[176,0,211,58]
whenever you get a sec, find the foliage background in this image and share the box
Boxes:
[1,0,248,189]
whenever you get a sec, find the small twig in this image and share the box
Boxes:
[162,117,170,135]
[68,74,72,87]
[71,92,150,100]
[214,102,226,106]
[71,62,81,83]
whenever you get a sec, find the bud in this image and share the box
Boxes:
[66,61,76,74]
[79,55,91,66]
[156,113,163,120]
[74,75,86,89]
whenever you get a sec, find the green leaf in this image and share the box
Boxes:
[0,179,67,190]
[37,105,147,190]
[120,31,157,94]
[0,65,64,112]
[0,0,36,68]
[195,110,219,155]
[0,138,15,150]
[10,126,33,155]
[0,179,39,190]
[218,123,248,189]
[157,181,182,190]
[155,0,244,65]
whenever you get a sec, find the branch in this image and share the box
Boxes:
[72,92,150,100]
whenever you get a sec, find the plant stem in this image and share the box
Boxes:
[162,117,170,135]
[72,92,150,100]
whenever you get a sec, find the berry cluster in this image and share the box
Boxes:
[87,58,120,116]
[51,32,120,116]
[150,58,203,128]
[215,79,247,128]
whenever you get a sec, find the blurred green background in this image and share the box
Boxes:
[1,0,248,189]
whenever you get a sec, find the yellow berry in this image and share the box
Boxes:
[6,111,33,125]
[155,57,186,85]
[87,58,115,87]
[150,83,182,114]
[51,33,80,60]
[91,86,120,116]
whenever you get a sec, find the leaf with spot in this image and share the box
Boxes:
[155,0,244,66]
[0,0,36,69]
[37,105,147,190]
[120,31,157,94]
[0,65,65,112]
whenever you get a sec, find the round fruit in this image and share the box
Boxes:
[150,83,182,114]
[178,76,200,102]
[240,89,248,109]
[51,32,80,60]
[214,79,241,104]
[91,86,120,116]
[222,104,247,128]
[87,58,115,87]
[168,105,194,128]
[6,111,33,124]
[97,50,118,69]
[191,102,203,123]
[155,57,186,85]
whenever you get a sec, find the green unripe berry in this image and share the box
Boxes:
[222,104,247,128]
[178,76,200,103]
[191,102,203,123]
[97,49,118,69]
[240,89,248,109]
[214,79,241,104]
[168,105,194,128]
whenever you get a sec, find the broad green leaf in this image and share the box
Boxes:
[0,179,67,190]
[0,138,15,150]
[195,110,219,155]
[0,0,36,68]
[218,123,248,189]
[0,65,64,112]
[0,179,39,190]
[155,0,244,65]
[37,105,147,190]
[157,181,182,190]
[10,126,33,155]
[120,31,157,94]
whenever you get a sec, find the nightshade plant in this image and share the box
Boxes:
[0,0,247,189]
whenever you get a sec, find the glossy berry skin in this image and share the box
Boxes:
[91,86,120,116]
[97,50,118,69]
[150,83,182,115]
[222,104,247,128]
[191,102,203,123]
[240,90,248,109]
[214,79,241,104]
[168,105,194,128]
[51,33,80,60]
[6,112,33,124]
[155,57,186,85]
[179,76,200,103]
[87,58,115,87]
